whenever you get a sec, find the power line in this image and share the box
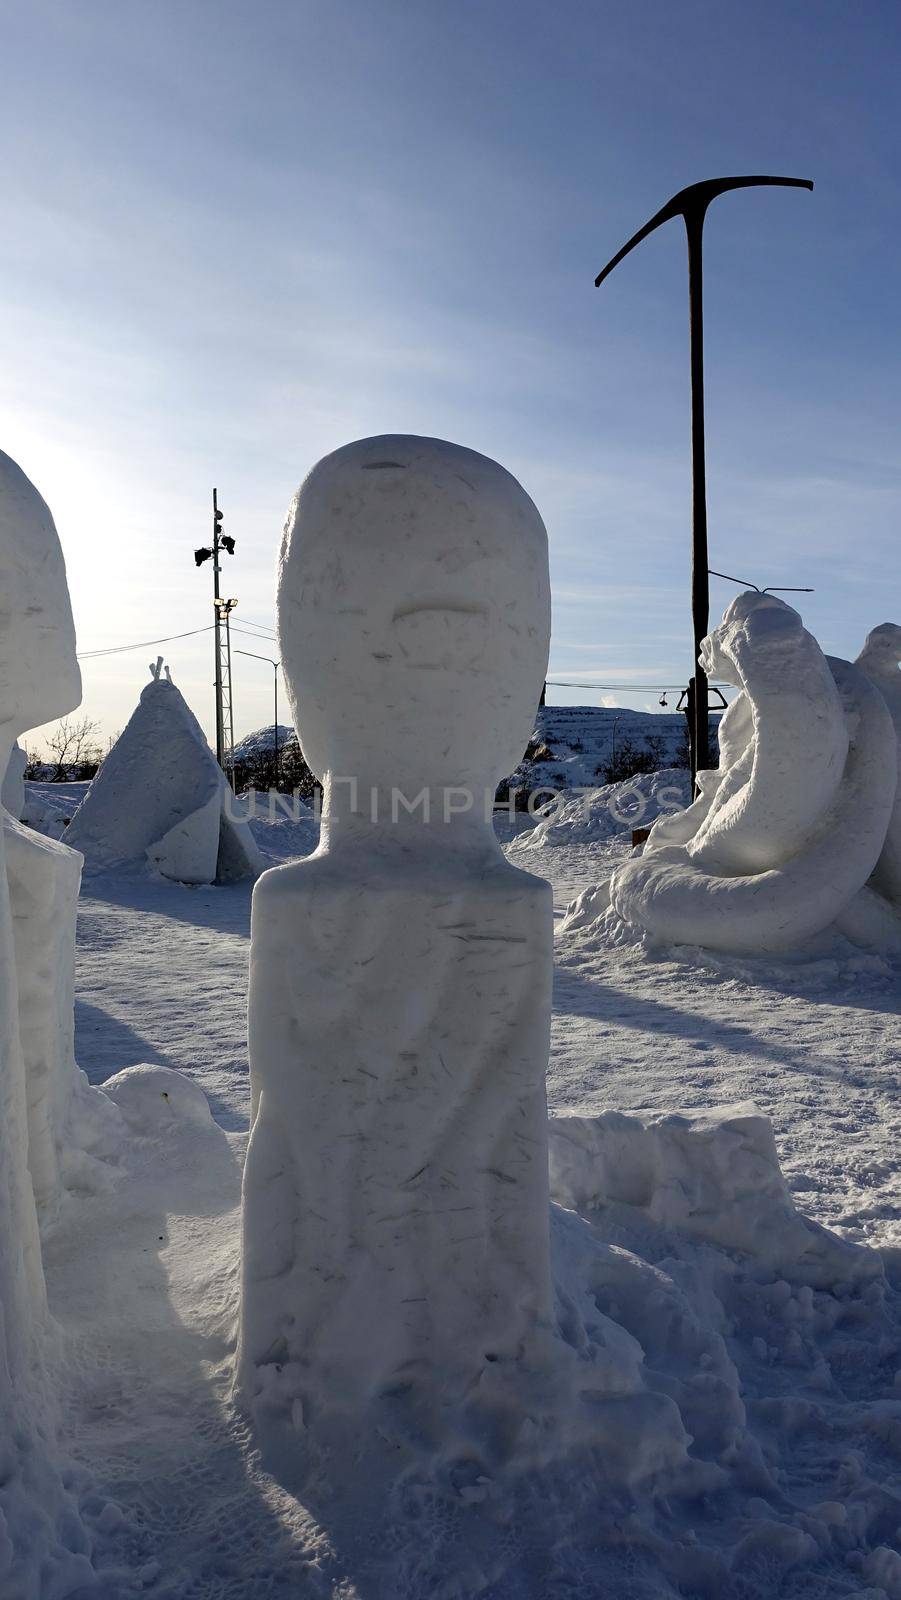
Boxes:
[77,626,214,660]
[77,642,724,691]
[231,623,277,642]
[234,617,277,636]
[546,680,731,690]
[76,612,728,695]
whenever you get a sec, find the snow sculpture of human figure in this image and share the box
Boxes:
[238,435,555,1450]
[606,592,896,954]
[0,460,119,1228]
[0,447,92,1583]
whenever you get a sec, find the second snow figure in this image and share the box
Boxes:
[237,434,556,1464]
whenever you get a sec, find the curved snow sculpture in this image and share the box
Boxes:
[238,435,563,1451]
[0,447,96,1586]
[66,662,262,884]
[857,623,901,905]
[608,593,897,954]
[831,623,901,951]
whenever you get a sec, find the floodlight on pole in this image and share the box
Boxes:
[595,174,813,790]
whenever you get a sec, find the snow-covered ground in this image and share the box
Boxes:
[28,780,901,1597]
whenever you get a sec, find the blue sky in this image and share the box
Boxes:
[2,0,899,747]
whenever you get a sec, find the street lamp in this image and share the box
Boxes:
[595,175,813,789]
[234,649,281,786]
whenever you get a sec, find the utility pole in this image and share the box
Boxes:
[216,594,238,785]
[595,175,813,790]
[611,711,623,773]
[212,490,224,768]
[194,489,237,781]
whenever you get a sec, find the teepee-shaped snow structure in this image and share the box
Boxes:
[67,660,262,884]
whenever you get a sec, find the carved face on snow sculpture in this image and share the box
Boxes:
[277,434,551,799]
[698,589,804,684]
[860,622,901,659]
[0,450,80,742]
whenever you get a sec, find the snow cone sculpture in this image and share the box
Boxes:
[605,592,897,954]
[238,435,562,1455]
[66,657,262,884]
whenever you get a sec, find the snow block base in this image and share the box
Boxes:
[549,1102,878,1289]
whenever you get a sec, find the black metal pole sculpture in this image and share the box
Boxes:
[595,176,813,787]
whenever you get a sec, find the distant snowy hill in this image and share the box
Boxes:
[511,705,703,791]
[231,725,294,764]
[232,706,716,793]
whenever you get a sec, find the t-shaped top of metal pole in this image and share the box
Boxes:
[595,175,813,788]
[595,176,813,289]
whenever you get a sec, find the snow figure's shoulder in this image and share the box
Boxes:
[3,811,81,863]
[251,853,330,905]
[493,852,554,900]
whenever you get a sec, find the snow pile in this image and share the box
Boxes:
[538,1104,899,1598]
[511,765,691,850]
[245,793,321,864]
[67,664,262,884]
[20,779,91,839]
[600,593,899,954]
[102,1061,215,1133]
